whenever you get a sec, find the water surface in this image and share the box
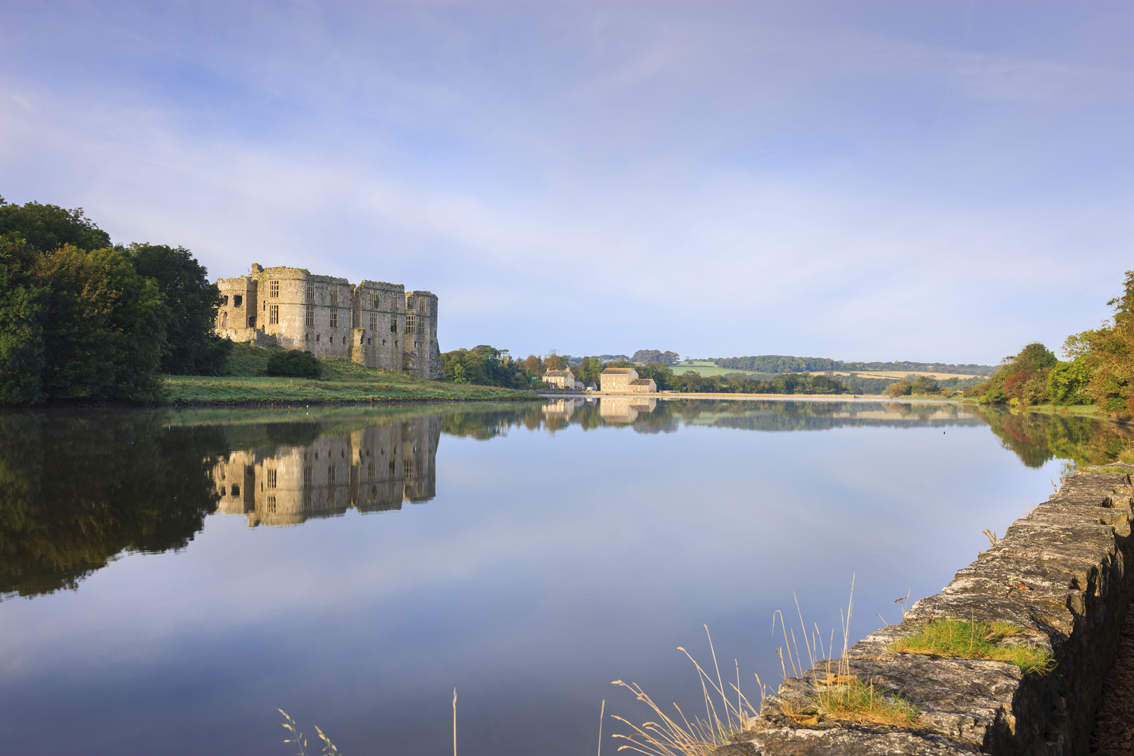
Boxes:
[0,399,1120,755]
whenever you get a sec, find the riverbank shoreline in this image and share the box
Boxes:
[716,465,1134,755]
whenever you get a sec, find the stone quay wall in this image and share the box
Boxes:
[715,466,1134,756]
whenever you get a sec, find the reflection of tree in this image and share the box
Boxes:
[971,406,1134,468]
[0,412,225,600]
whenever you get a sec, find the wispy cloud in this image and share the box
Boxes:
[1,1,1132,362]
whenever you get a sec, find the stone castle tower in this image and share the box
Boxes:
[213,264,443,379]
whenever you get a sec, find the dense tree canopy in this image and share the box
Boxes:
[1083,271,1134,419]
[127,243,231,375]
[0,197,111,254]
[442,345,538,389]
[0,199,229,403]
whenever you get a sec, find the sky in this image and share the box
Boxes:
[2,1,1133,365]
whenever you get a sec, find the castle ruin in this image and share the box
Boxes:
[214,264,443,379]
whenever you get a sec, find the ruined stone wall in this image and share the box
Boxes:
[215,275,262,343]
[350,280,405,372]
[715,466,1134,756]
[403,291,440,380]
[213,265,440,377]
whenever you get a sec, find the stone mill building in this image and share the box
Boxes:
[213,263,443,379]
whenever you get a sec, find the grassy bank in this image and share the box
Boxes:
[955,397,1103,417]
[162,343,540,405]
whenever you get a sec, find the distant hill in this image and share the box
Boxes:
[708,355,996,377]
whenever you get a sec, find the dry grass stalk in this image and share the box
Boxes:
[611,625,763,756]
[278,709,342,755]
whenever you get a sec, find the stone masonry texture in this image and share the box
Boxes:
[714,464,1134,756]
[214,264,443,380]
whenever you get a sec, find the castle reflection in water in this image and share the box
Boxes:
[212,416,441,527]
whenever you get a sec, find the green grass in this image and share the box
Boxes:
[890,618,1054,675]
[162,343,539,405]
[784,674,921,729]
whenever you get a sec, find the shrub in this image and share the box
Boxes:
[885,380,912,397]
[264,349,321,378]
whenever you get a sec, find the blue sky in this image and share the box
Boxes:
[2,1,1133,365]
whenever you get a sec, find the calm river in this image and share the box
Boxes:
[0,398,1122,755]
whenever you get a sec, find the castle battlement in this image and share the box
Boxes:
[214,265,442,379]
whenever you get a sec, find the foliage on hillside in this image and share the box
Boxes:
[441,345,541,389]
[972,269,1134,432]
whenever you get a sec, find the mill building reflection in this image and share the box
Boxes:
[213,416,441,527]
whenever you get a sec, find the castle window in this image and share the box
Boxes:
[306,281,315,302]
[373,295,380,308]
[221,295,229,306]
[418,299,426,312]
[231,484,240,496]
[406,315,416,334]
[328,465,336,485]
[221,311,227,327]
[367,338,371,345]
[390,321,397,333]
[305,305,314,326]
[330,309,338,328]
[267,495,276,514]
[360,334,365,345]
[234,295,242,307]
[267,469,277,489]
[343,336,347,344]
[269,304,279,324]
[303,466,312,489]
[316,334,320,341]
[269,280,279,298]
[248,316,256,328]
[369,313,376,331]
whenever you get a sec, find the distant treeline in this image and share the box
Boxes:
[440,349,855,394]
[711,355,996,376]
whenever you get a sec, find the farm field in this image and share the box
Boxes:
[670,360,775,379]
[806,369,984,381]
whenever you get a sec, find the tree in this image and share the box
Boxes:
[0,237,48,402]
[34,245,167,400]
[636,362,675,390]
[545,353,566,371]
[126,243,231,375]
[978,343,1058,406]
[575,357,603,384]
[0,197,111,253]
[1085,271,1134,419]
